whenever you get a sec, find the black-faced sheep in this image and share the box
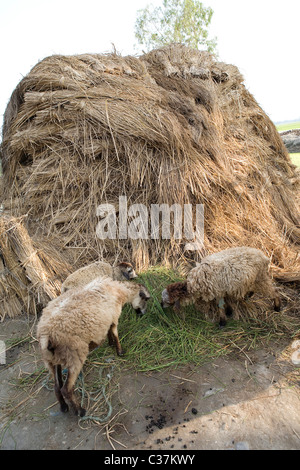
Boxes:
[37,277,150,417]
[61,261,137,293]
[161,247,281,327]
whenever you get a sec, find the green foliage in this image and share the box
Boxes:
[135,0,217,53]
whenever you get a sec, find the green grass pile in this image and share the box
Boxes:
[88,267,299,372]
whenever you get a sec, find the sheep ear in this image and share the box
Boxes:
[122,270,130,280]
[139,290,150,300]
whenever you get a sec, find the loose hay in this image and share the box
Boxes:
[0,215,71,320]
[0,44,299,319]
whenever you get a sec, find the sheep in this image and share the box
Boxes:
[61,260,137,293]
[161,247,281,328]
[37,277,150,417]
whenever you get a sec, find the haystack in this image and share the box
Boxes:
[0,215,71,320]
[1,45,299,318]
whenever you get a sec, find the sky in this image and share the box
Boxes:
[0,0,299,125]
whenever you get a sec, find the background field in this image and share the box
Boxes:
[276,120,300,167]
[290,154,300,166]
[276,120,300,132]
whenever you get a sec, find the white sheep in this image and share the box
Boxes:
[161,247,281,327]
[37,277,150,417]
[61,261,137,293]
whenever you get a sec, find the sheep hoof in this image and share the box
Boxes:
[218,320,227,329]
[60,403,69,413]
[77,407,86,417]
[274,298,281,312]
[117,349,125,357]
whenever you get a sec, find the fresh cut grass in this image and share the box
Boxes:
[87,266,299,372]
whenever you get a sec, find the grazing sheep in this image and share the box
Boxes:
[37,277,150,417]
[161,247,281,327]
[61,261,137,293]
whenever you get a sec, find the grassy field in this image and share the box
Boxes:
[275,121,300,167]
[290,154,300,167]
[276,120,300,132]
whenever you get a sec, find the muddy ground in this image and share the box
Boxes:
[0,317,299,450]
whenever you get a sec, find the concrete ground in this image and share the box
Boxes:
[0,317,299,450]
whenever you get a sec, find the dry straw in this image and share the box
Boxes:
[0,215,71,320]
[0,44,299,318]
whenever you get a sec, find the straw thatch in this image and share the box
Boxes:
[1,44,299,319]
[0,215,71,320]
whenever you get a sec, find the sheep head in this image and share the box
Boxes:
[116,262,138,280]
[161,281,188,311]
[131,284,151,316]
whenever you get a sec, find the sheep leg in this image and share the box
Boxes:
[267,279,281,312]
[256,276,281,312]
[89,341,99,352]
[61,368,86,417]
[54,364,69,413]
[173,300,185,321]
[273,295,281,312]
[107,328,115,347]
[218,298,227,328]
[224,296,233,318]
[109,323,124,356]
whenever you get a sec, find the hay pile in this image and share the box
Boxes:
[0,215,71,320]
[1,44,299,318]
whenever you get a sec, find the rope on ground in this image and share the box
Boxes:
[41,360,115,424]
[78,363,114,425]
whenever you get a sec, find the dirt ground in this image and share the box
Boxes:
[0,316,299,451]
